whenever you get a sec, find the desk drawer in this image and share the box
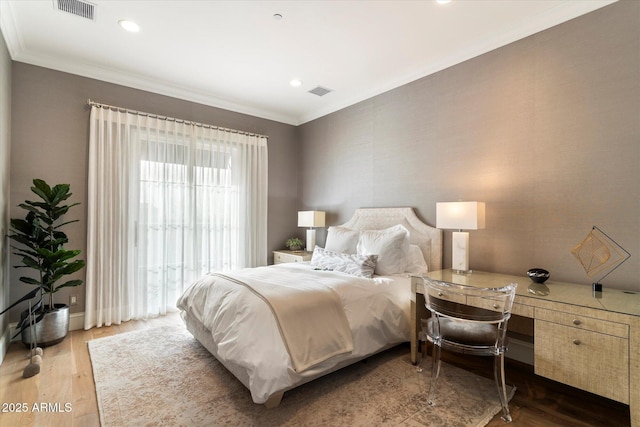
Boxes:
[425,288,466,305]
[511,302,533,318]
[535,319,629,403]
[467,295,510,314]
[536,308,628,338]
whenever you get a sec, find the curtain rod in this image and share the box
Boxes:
[86,99,268,139]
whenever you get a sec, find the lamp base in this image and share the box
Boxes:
[451,231,470,272]
[306,229,317,252]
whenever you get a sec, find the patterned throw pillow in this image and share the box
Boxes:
[310,247,378,278]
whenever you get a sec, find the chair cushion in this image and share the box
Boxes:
[427,317,499,346]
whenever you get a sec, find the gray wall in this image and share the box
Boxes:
[4,0,640,331]
[298,1,640,291]
[8,64,299,322]
[0,27,12,359]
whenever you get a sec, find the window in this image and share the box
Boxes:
[85,107,267,328]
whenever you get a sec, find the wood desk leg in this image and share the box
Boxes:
[411,296,418,364]
[630,319,640,427]
[410,292,427,365]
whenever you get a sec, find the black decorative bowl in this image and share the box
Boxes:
[527,268,550,284]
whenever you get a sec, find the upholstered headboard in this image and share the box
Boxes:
[339,207,442,272]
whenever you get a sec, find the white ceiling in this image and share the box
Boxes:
[0,0,617,125]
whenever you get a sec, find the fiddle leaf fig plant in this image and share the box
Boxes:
[0,179,85,336]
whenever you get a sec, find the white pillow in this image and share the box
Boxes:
[310,246,378,278]
[405,244,429,274]
[325,226,360,254]
[357,224,410,275]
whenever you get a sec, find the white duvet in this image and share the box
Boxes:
[176,262,412,404]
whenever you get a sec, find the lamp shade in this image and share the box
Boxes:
[436,202,485,230]
[297,211,326,228]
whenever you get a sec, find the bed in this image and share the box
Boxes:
[177,207,442,407]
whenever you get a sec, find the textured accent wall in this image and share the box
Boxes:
[298,1,640,290]
[9,64,298,322]
[0,30,12,359]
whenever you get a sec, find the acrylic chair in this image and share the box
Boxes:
[421,277,517,423]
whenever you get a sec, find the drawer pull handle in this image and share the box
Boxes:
[438,292,444,297]
[572,319,581,326]
[572,339,581,345]
[493,304,500,309]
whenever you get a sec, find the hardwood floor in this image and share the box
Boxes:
[0,313,631,426]
[0,313,180,427]
[442,351,630,427]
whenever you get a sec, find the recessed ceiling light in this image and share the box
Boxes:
[273,13,283,20]
[290,79,303,87]
[118,19,140,33]
[436,0,452,4]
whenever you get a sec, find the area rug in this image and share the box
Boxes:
[88,326,514,427]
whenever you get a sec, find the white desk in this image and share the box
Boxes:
[411,270,640,426]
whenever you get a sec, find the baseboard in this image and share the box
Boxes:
[69,311,85,331]
[8,311,85,343]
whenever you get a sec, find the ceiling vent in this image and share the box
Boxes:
[53,0,96,21]
[308,86,333,97]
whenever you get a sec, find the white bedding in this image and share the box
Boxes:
[177,262,412,404]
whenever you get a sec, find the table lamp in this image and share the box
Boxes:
[298,211,326,252]
[436,201,485,273]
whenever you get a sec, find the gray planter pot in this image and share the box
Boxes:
[21,304,69,347]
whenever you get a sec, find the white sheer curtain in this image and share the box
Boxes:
[84,105,268,329]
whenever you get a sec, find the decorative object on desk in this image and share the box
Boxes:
[436,201,485,273]
[298,210,326,252]
[285,237,304,251]
[571,226,630,291]
[527,268,550,283]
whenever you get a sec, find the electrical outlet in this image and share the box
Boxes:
[70,295,77,306]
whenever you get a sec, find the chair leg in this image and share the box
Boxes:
[415,339,427,373]
[493,353,512,423]
[427,344,442,406]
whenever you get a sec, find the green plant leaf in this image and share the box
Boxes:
[50,184,71,205]
[20,255,41,270]
[59,260,86,275]
[32,179,52,201]
[11,248,39,259]
[19,276,41,285]
[10,217,34,232]
[0,287,40,315]
[17,202,43,215]
[9,235,38,249]
[52,279,83,291]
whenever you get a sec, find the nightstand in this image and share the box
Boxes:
[273,250,312,264]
